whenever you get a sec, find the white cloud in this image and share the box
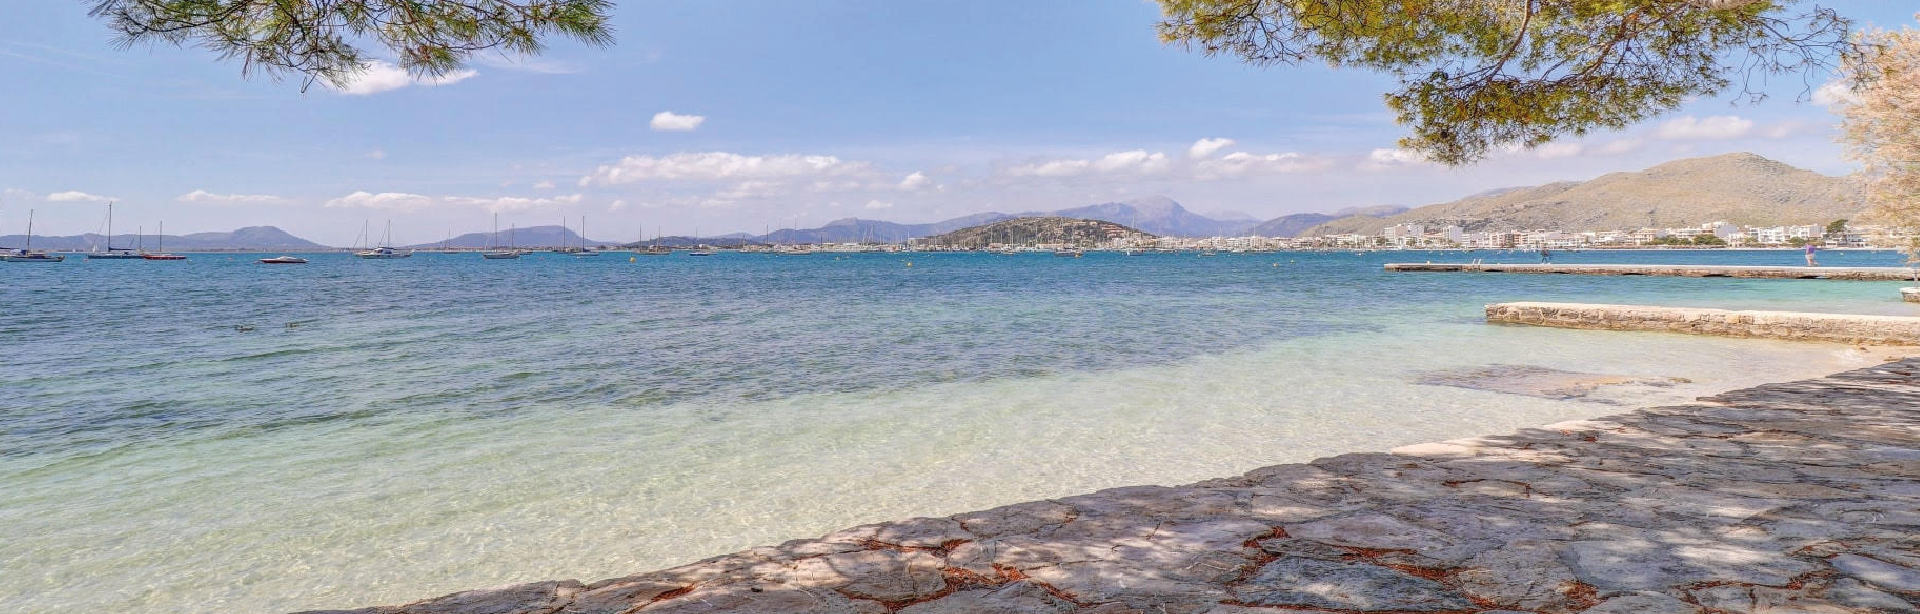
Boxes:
[650,111,706,131]
[1005,150,1171,178]
[1195,151,1325,179]
[366,149,387,160]
[47,190,113,202]
[715,180,781,200]
[608,199,629,212]
[324,191,437,210]
[532,180,556,189]
[1188,137,1235,159]
[329,61,477,96]
[865,200,894,210]
[1653,115,1753,141]
[1367,148,1426,165]
[898,171,933,191]
[580,152,872,185]
[1813,81,1857,107]
[176,189,288,204]
[324,191,582,213]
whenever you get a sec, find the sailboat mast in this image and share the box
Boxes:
[158,221,164,252]
[25,209,33,250]
[106,202,113,251]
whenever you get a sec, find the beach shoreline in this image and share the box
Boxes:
[295,358,1920,614]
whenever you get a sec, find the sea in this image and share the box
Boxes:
[1,248,1914,614]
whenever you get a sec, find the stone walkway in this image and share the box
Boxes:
[302,360,1920,614]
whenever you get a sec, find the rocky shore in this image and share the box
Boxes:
[301,360,1920,614]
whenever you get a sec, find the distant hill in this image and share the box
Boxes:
[1302,153,1861,236]
[745,196,1254,243]
[1248,214,1338,238]
[1037,196,1257,237]
[755,213,1013,244]
[1247,205,1407,238]
[407,225,623,249]
[925,217,1154,248]
[0,226,326,250]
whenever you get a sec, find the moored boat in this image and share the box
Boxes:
[258,255,308,264]
[142,221,186,260]
[85,202,143,259]
[3,209,65,263]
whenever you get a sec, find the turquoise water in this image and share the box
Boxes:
[2,249,1915,613]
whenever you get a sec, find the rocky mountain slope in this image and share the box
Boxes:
[1303,153,1860,235]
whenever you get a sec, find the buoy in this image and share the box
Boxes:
[906,261,913,267]
[629,256,636,262]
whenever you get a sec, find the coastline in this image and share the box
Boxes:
[297,358,1920,614]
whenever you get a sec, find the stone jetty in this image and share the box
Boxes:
[300,360,1920,614]
[1385,262,1920,281]
[1487,302,1920,346]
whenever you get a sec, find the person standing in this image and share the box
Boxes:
[1804,243,1818,267]
[1539,246,1552,263]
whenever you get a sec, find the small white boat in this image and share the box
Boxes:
[1053,249,1083,258]
[258,255,308,264]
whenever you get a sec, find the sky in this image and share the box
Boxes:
[1,1,1915,245]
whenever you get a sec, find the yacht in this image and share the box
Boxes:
[481,216,522,259]
[258,255,308,264]
[573,216,600,256]
[143,221,186,260]
[86,202,143,259]
[3,210,65,263]
[354,221,414,258]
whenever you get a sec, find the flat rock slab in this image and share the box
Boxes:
[1487,301,1920,345]
[293,360,1920,614]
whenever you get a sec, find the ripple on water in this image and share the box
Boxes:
[0,250,1914,614]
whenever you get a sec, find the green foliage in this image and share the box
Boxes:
[1691,234,1727,245]
[1826,218,1849,234]
[89,1,614,90]
[1156,0,1856,165]
[1787,236,1809,247]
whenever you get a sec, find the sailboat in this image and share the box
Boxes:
[3,209,66,262]
[482,215,521,259]
[354,220,414,258]
[86,202,143,259]
[573,216,600,256]
[143,221,186,260]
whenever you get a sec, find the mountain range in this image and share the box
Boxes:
[0,226,326,251]
[1300,153,1860,236]
[1,153,1858,249]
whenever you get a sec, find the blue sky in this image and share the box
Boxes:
[1,1,1914,245]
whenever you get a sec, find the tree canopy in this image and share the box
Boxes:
[1834,18,1920,252]
[1157,0,1857,164]
[88,0,614,91]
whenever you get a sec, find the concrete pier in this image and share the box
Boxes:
[1905,287,1920,303]
[1488,301,1920,345]
[1386,262,1920,281]
[294,360,1920,614]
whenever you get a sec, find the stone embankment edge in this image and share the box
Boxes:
[1386,262,1920,281]
[1486,301,1920,346]
[294,359,1920,614]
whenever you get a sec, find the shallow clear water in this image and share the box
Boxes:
[2,249,1914,613]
